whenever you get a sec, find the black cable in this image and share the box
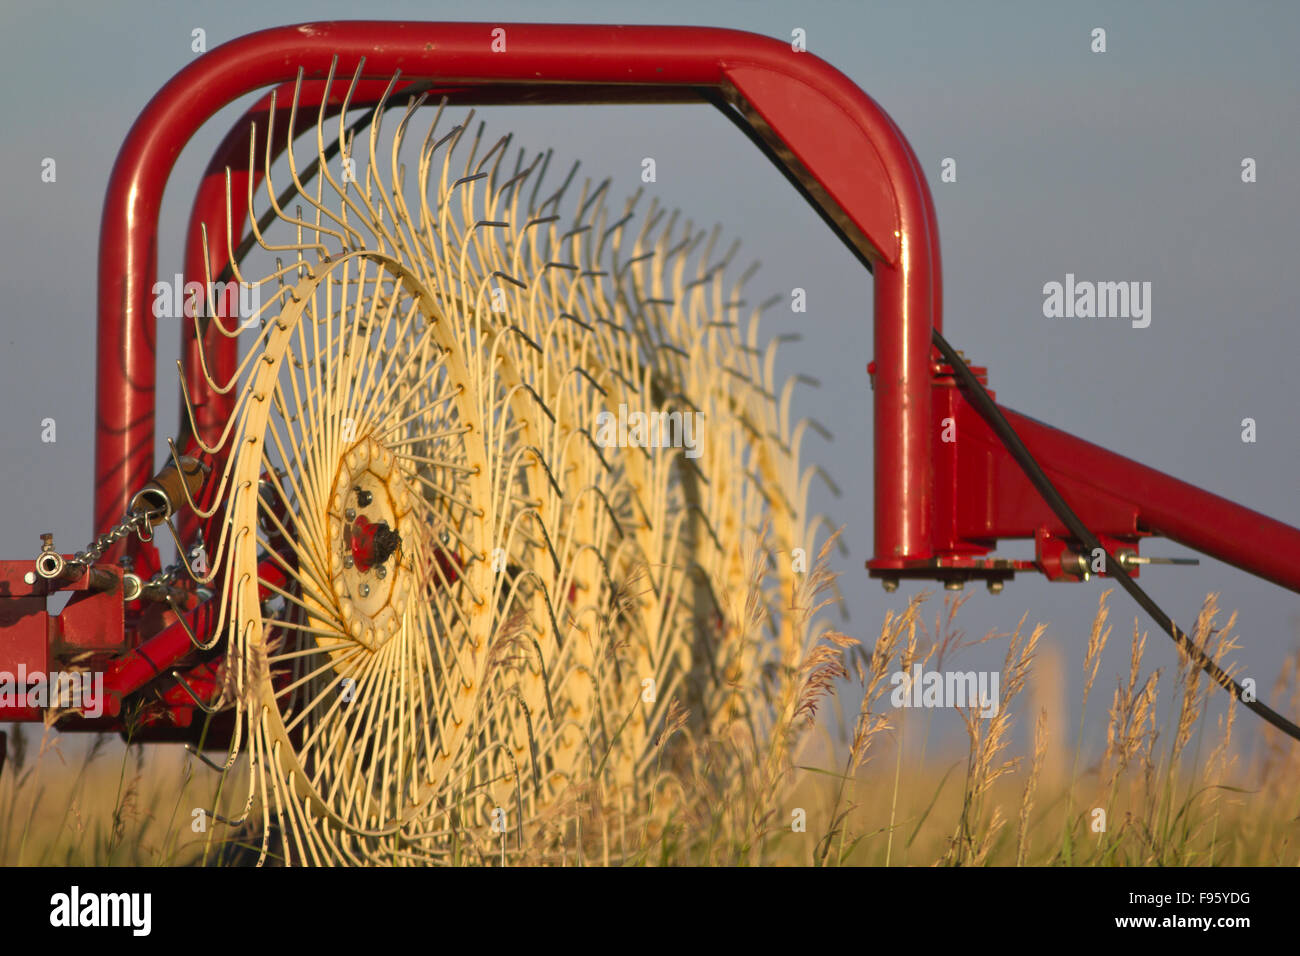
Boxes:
[697,87,876,275]
[932,327,1300,743]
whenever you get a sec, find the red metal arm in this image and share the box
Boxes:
[986,404,1300,594]
[890,359,1300,594]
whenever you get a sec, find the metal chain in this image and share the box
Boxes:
[67,507,158,572]
[36,504,162,585]
[140,556,192,600]
[35,481,209,606]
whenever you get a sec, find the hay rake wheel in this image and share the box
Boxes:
[180,66,823,864]
[221,250,501,858]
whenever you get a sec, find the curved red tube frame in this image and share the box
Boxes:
[96,19,1300,610]
[97,20,942,573]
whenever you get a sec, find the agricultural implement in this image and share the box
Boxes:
[1,21,1297,861]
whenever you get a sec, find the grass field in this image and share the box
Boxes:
[3,589,1298,866]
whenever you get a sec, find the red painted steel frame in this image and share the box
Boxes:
[79,16,1300,707]
[96,20,942,575]
[0,15,1290,738]
[959,402,1300,594]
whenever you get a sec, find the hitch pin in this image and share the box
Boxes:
[1117,553,1200,570]
[34,532,67,581]
[30,533,115,591]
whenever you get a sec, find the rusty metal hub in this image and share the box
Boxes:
[327,436,413,651]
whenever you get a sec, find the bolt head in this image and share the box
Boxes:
[23,571,35,585]
[359,583,370,598]
[881,578,899,593]
[345,507,357,522]
[987,580,1004,594]
[376,565,387,579]
[343,555,354,569]
[944,579,964,591]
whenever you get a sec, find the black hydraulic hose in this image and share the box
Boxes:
[932,327,1300,743]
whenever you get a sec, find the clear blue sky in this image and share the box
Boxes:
[2,0,1299,758]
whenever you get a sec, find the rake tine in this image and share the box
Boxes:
[171,670,223,715]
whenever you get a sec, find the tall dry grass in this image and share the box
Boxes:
[0,729,217,865]
[4,571,1300,865]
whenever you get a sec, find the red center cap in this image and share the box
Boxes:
[348,515,402,572]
